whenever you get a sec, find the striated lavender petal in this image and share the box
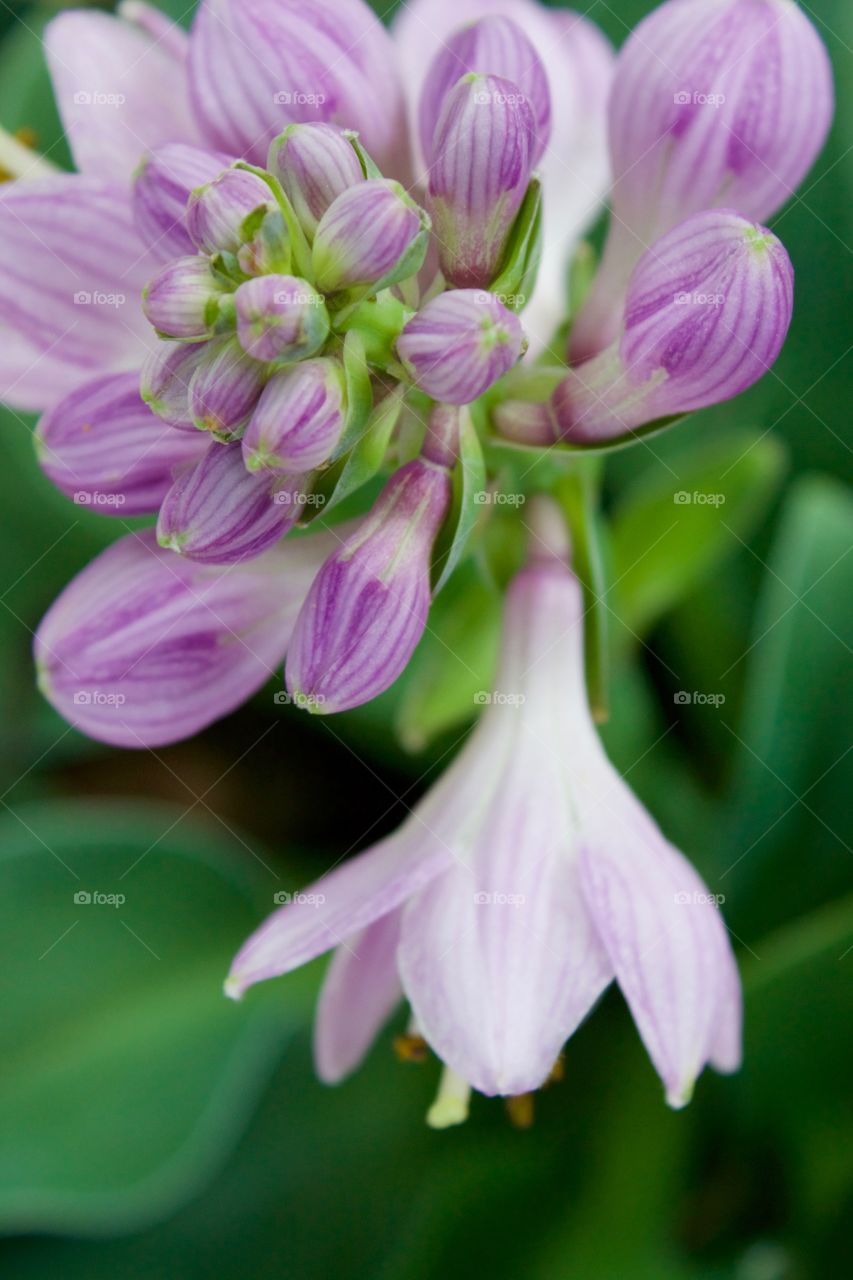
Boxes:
[269,122,364,239]
[419,16,551,168]
[133,143,231,262]
[157,440,303,563]
[34,526,333,748]
[397,288,524,405]
[312,178,429,294]
[187,0,406,173]
[188,337,268,439]
[285,457,452,712]
[234,275,329,363]
[36,371,207,515]
[427,73,536,289]
[243,358,346,473]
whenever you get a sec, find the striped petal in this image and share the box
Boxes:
[35,526,331,748]
[313,910,403,1084]
[35,371,207,515]
[0,177,156,411]
[45,8,201,181]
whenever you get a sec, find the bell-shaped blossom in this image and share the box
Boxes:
[418,16,551,167]
[269,123,365,239]
[35,525,337,748]
[133,144,231,262]
[285,409,457,713]
[36,371,207,516]
[243,358,347,473]
[234,276,329,363]
[186,167,277,255]
[228,503,741,1110]
[427,73,537,289]
[142,254,226,340]
[571,0,833,361]
[312,179,430,295]
[157,441,303,564]
[187,338,268,440]
[397,289,525,405]
[497,210,794,445]
[187,0,406,173]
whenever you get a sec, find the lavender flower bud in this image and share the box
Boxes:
[285,438,455,713]
[188,337,268,440]
[187,167,277,255]
[142,255,226,340]
[427,74,537,289]
[553,211,794,443]
[243,358,347,474]
[312,178,430,295]
[397,289,525,405]
[419,17,551,167]
[157,441,302,564]
[234,275,329,363]
[140,340,210,429]
[133,144,231,262]
[269,123,364,239]
[571,0,832,361]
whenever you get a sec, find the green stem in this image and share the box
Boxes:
[554,460,610,723]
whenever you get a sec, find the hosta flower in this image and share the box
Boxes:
[269,123,365,239]
[570,0,833,361]
[227,503,741,1117]
[496,210,795,445]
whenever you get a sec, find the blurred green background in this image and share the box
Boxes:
[0,1,850,1276]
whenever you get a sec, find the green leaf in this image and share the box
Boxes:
[0,7,70,172]
[395,559,501,753]
[609,428,787,636]
[314,383,404,518]
[431,411,487,593]
[488,178,543,313]
[720,475,853,934]
[0,800,311,1234]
